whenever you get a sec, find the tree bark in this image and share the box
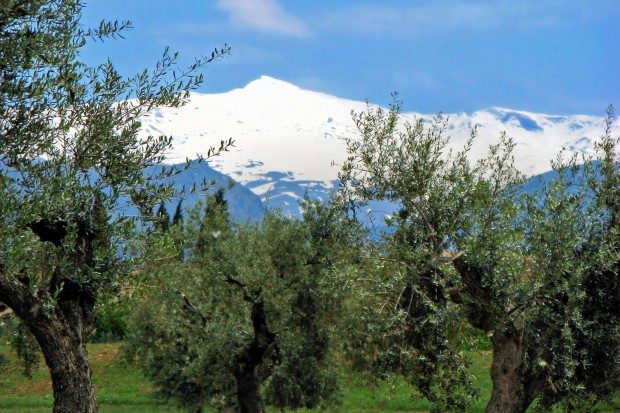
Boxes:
[485,328,537,413]
[225,276,279,413]
[452,256,541,413]
[33,321,97,413]
[233,299,275,413]
[0,269,98,413]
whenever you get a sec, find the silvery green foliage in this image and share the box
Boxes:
[528,106,619,411]
[0,0,230,310]
[338,98,480,410]
[338,97,619,411]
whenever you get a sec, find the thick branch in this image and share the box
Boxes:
[27,219,68,246]
[225,275,257,303]
[0,266,37,319]
[452,254,496,331]
[237,297,279,382]
[0,301,11,317]
[179,292,208,328]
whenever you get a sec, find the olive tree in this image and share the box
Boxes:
[338,99,619,412]
[338,100,480,411]
[125,197,357,413]
[450,108,619,412]
[0,1,229,411]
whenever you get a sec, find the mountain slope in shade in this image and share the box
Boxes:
[138,75,616,216]
[145,162,265,222]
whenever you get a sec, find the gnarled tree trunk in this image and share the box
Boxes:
[31,317,97,413]
[227,278,278,413]
[453,255,541,413]
[234,368,265,413]
[486,328,539,413]
[1,262,98,412]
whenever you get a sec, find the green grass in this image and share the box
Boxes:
[0,344,491,412]
[0,344,616,412]
[0,343,161,411]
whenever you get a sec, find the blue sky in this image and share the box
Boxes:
[80,0,619,115]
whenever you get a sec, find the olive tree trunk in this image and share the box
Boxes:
[485,328,539,413]
[228,281,278,413]
[0,270,97,413]
[32,320,97,413]
[486,329,527,413]
[234,369,265,413]
[453,256,541,413]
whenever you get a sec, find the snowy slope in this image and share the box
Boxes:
[139,76,616,215]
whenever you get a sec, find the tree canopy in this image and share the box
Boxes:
[338,99,619,412]
[125,196,360,412]
[0,1,229,411]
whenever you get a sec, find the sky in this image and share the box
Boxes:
[80,0,619,115]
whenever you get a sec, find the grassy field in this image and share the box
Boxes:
[0,343,615,412]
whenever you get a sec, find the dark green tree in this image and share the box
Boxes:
[125,197,357,413]
[155,201,171,232]
[195,187,229,253]
[212,187,228,210]
[0,1,230,411]
[172,199,184,226]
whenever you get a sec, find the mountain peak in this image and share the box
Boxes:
[242,75,300,92]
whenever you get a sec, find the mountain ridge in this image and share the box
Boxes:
[138,75,616,217]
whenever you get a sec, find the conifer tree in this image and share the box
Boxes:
[155,201,171,232]
[172,199,184,226]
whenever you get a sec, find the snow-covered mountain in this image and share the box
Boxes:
[139,75,615,216]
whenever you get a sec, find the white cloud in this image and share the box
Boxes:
[216,0,311,38]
